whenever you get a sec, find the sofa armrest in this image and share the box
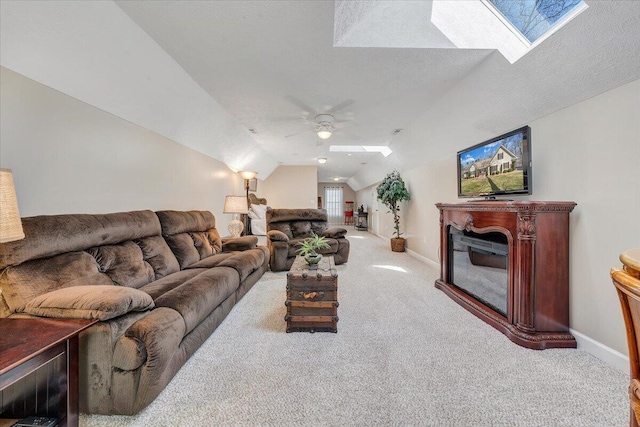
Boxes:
[267,230,290,243]
[322,227,347,239]
[222,235,258,252]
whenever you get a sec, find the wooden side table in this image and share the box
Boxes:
[0,318,97,427]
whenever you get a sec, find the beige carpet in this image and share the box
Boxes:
[82,232,627,426]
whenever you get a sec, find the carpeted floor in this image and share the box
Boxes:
[82,232,627,427]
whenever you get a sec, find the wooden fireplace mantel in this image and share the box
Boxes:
[435,200,577,350]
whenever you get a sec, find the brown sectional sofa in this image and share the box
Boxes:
[266,208,349,271]
[0,209,269,415]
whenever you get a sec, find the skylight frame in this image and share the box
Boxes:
[329,145,393,157]
[481,0,588,48]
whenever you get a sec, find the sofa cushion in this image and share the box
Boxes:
[222,236,258,252]
[310,221,327,235]
[164,233,200,269]
[190,232,215,259]
[138,268,208,300]
[24,285,154,320]
[135,236,180,279]
[292,221,313,238]
[267,230,289,242]
[88,242,155,289]
[156,210,216,235]
[0,252,113,313]
[267,208,328,223]
[0,210,161,270]
[187,252,237,269]
[322,227,348,239]
[217,249,265,282]
[153,267,239,334]
[270,223,293,239]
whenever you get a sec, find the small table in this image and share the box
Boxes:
[285,256,339,333]
[0,318,97,427]
[354,212,368,230]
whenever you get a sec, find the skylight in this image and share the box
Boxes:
[486,0,587,44]
[329,145,393,157]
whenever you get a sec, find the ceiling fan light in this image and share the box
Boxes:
[317,130,332,139]
[318,158,327,164]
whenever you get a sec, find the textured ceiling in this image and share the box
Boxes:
[7,0,638,189]
[116,0,640,188]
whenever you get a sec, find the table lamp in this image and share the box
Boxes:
[0,168,25,243]
[223,195,248,238]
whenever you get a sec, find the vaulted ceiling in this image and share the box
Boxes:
[3,1,640,190]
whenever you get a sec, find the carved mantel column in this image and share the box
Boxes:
[516,212,537,333]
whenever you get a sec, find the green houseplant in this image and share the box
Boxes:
[296,233,331,265]
[376,170,411,252]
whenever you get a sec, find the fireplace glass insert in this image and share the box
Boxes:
[448,227,509,316]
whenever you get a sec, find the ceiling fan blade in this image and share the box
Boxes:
[341,131,361,141]
[326,99,354,115]
[334,119,360,129]
[285,128,314,138]
[285,96,316,115]
[271,116,313,123]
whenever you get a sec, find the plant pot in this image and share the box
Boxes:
[305,253,322,265]
[391,238,405,252]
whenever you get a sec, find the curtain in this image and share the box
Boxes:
[324,186,343,225]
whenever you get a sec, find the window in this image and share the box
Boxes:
[324,187,343,225]
[497,152,504,160]
[487,0,586,44]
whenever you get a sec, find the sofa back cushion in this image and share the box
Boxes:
[0,210,180,315]
[0,210,162,269]
[156,211,223,269]
[266,209,329,239]
[87,242,155,288]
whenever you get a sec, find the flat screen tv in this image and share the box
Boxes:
[457,126,531,199]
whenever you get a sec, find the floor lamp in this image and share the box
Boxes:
[239,171,257,233]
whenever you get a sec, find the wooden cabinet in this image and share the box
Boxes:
[435,201,576,350]
[0,318,96,427]
[285,256,338,333]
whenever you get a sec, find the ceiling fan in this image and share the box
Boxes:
[282,96,360,141]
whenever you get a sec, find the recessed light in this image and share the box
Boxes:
[318,158,327,164]
[348,154,352,156]
[333,177,340,181]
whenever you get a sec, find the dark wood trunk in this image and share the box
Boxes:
[286,256,338,333]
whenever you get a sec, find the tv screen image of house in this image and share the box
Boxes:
[457,126,531,198]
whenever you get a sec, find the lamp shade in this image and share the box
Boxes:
[239,171,257,180]
[223,195,248,214]
[0,169,25,243]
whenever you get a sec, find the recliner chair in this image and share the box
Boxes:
[266,208,349,271]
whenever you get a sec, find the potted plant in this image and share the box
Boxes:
[296,233,331,265]
[376,170,411,252]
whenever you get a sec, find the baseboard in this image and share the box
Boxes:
[406,248,440,270]
[570,328,629,373]
[403,245,629,373]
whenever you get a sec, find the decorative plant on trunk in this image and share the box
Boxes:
[296,233,331,265]
[376,170,411,252]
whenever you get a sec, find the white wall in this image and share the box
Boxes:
[261,165,318,209]
[0,67,242,231]
[0,1,278,178]
[359,78,640,360]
